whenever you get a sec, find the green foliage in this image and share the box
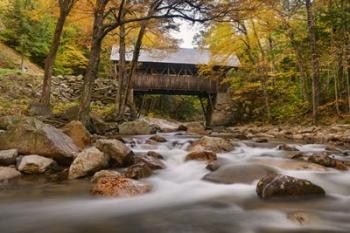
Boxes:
[0,0,88,75]
[1,0,54,66]
[136,95,203,121]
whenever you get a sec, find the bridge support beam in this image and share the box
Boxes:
[209,92,234,126]
[198,94,217,128]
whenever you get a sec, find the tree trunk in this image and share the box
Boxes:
[286,27,308,101]
[78,1,106,125]
[305,0,320,125]
[40,10,68,106]
[116,17,126,117]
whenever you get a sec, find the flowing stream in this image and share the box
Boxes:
[0,133,350,233]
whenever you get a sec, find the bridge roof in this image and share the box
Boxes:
[110,47,240,67]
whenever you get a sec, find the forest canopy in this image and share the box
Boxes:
[0,0,349,124]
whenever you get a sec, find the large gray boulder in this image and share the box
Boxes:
[256,174,326,199]
[188,136,235,153]
[68,147,109,179]
[0,117,79,164]
[0,166,21,182]
[119,120,159,135]
[95,139,134,166]
[17,155,56,174]
[0,149,18,165]
[203,164,277,184]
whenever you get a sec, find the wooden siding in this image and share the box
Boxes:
[132,73,219,94]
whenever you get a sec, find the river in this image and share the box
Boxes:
[0,132,349,233]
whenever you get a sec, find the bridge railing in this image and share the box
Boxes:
[132,73,219,94]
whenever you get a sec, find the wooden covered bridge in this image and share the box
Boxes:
[110,47,240,126]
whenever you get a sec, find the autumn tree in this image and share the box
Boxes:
[78,0,233,125]
[305,0,320,124]
[39,0,78,108]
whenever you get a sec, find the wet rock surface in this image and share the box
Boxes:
[203,164,277,184]
[135,155,165,170]
[95,139,134,166]
[146,151,164,159]
[148,135,167,143]
[256,174,326,199]
[119,120,159,135]
[185,151,217,162]
[91,170,122,183]
[17,155,56,174]
[91,176,152,197]
[189,136,234,153]
[0,149,18,165]
[68,147,109,179]
[124,163,153,179]
[62,121,91,149]
[0,117,79,164]
[0,166,21,181]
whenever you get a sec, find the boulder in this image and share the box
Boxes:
[95,139,134,166]
[90,114,119,135]
[253,138,268,143]
[124,163,153,179]
[203,164,277,184]
[148,135,167,143]
[185,151,217,162]
[68,147,109,179]
[62,121,91,149]
[256,174,325,199]
[146,151,164,159]
[0,149,18,165]
[277,144,300,151]
[91,170,122,183]
[0,166,21,182]
[17,155,56,174]
[119,120,159,135]
[255,158,327,171]
[135,155,165,170]
[0,117,79,164]
[189,136,234,153]
[205,158,229,171]
[91,176,152,197]
[308,154,347,171]
[179,122,206,134]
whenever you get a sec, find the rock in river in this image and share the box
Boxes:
[189,136,234,153]
[91,176,152,197]
[256,174,325,199]
[0,149,18,165]
[125,163,153,179]
[96,139,134,166]
[185,151,217,162]
[0,166,21,182]
[62,121,91,149]
[0,117,79,164]
[119,120,159,135]
[69,147,109,179]
[91,170,122,183]
[17,155,56,174]
[203,164,277,184]
[148,135,167,143]
[135,155,165,170]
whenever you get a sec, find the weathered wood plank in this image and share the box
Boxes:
[132,73,218,94]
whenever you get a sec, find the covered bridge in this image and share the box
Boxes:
[110,47,240,126]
